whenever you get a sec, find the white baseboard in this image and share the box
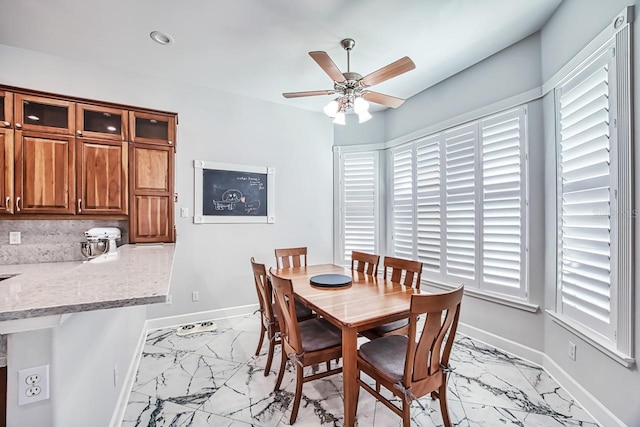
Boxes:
[458,321,625,427]
[109,323,148,427]
[145,303,260,331]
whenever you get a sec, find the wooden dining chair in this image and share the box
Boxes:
[355,286,464,427]
[250,258,314,376]
[350,251,380,276]
[274,247,307,268]
[360,256,423,339]
[269,269,343,424]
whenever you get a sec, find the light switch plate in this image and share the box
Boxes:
[180,207,188,218]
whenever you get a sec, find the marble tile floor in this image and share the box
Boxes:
[121,313,599,426]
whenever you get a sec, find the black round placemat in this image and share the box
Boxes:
[310,274,352,288]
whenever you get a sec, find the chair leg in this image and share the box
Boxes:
[401,399,411,427]
[438,384,452,427]
[289,364,304,424]
[264,336,276,376]
[325,361,330,371]
[255,325,265,356]
[274,351,287,392]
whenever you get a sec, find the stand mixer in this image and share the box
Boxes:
[84,227,121,255]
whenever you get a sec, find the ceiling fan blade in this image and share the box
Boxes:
[360,56,416,88]
[362,91,406,108]
[282,90,335,98]
[309,51,347,83]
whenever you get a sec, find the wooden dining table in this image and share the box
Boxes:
[273,264,422,427]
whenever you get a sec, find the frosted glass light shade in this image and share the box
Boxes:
[358,110,373,123]
[323,100,340,118]
[353,97,370,114]
[333,111,346,125]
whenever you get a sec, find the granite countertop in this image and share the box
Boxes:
[0,244,175,321]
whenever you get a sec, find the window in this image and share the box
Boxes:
[335,151,380,265]
[555,31,633,359]
[389,107,528,297]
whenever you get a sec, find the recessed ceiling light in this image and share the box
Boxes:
[150,31,174,46]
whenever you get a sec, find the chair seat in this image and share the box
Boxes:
[358,334,408,381]
[272,300,313,322]
[299,318,341,352]
[369,318,409,334]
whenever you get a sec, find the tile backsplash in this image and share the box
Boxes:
[0,220,129,265]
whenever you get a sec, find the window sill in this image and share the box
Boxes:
[546,310,635,368]
[424,280,539,313]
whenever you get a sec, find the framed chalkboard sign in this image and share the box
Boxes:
[194,160,275,224]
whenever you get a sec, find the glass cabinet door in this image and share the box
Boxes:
[76,103,127,141]
[15,94,74,135]
[0,91,13,129]
[129,111,176,147]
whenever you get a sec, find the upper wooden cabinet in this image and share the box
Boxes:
[76,138,128,215]
[76,103,128,141]
[129,111,176,148]
[0,90,13,129]
[14,130,75,214]
[14,94,75,135]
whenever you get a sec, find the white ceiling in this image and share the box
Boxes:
[0,0,562,112]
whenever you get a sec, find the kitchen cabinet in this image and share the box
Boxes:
[129,111,176,148]
[14,94,74,135]
[76,138,128,215]
[76,103,128,141]
[129,143,174,242]
[0,91,13,215]
[14,130,75,214]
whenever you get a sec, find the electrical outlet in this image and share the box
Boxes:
[9,232,21,245]
[18,365,49,405]
[568,341,576,360]
[165,294,173,305]
[192,291,200,302]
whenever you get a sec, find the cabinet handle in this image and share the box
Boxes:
[168,141,173,145]
[5,197,9,211]
[15,197,20,212]
[2,121,9,128]
[78,199,82,213]
[77,130,83,136]
[15,123,22,129]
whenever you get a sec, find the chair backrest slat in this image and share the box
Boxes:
[351,251,380,276]
[383,256,423,288]
[275,247,308,269]
[251,257,275,324]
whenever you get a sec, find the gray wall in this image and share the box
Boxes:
[0,41,334,425]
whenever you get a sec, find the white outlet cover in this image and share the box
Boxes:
[18,365,49,405]
[9,232,21,245]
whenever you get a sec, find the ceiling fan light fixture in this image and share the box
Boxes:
[358,110,373,124]
[323,100,340,118]
[333,111,346,125]
[353,97,369,114]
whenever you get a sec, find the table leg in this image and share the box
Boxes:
[342,327,358,427]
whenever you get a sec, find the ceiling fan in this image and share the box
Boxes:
[283,38,416,123]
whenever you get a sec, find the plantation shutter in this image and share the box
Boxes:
[392,146,415,259]
[557,49,615,339]
[480,109,526,297]
[444,124,477,281]
[341,152,378,263]
[416,135,442,272]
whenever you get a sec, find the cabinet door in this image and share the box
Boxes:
[129,143,174,242]
[15,94,74,135]
[0,90,13,129]
[76,103,127,141]
[77,138,127,215]
[0,128,14,214]
[129,111,176,148]
[15,130,75,214]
